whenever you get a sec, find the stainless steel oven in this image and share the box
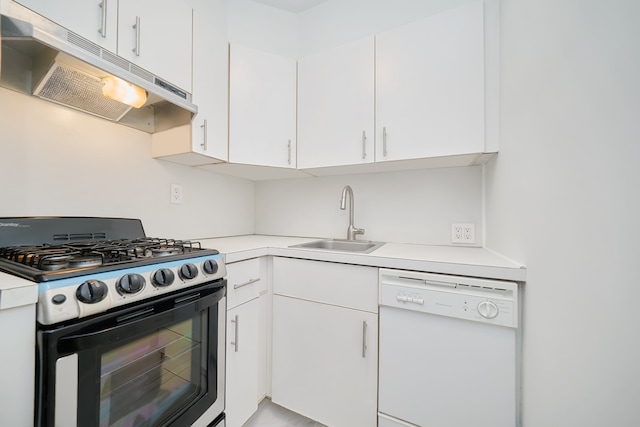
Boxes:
[0,217,227,427]
[37,280,225,427]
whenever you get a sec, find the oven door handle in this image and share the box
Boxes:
[58,285,224,353]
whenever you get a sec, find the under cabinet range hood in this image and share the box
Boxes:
[0,0,196,133]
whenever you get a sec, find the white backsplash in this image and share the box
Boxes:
[0,87,255,240]
[255,166,483,246]
[0,84,483,246]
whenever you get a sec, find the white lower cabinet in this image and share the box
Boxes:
[226,298,259,427]
[225,258,264,427]
[271,257,378,427]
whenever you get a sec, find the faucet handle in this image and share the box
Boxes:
[348,226,365,240]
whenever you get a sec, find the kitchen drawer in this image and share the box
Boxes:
[273,257,378,313]
[226,258,262,310]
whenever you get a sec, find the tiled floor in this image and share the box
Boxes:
[242,398,326,427]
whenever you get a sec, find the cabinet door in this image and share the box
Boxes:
[117,0,192,91]
[226,299,260,427]
[271,295,378,427]
[229,44,297,168]
[298,36,375,169]
[190,0,228,162]
[14,0,118,52]
[376,1,485,161]
[150,0,226,166]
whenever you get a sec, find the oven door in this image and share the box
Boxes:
[36,280,226,427]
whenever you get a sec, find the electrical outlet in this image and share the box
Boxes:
[451,223,475,244]
[170,184,183,204]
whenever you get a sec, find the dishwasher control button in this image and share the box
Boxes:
[477,300,499,319]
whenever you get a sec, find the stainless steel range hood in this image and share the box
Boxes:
[0,1,196,133]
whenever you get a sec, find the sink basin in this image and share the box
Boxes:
[290,239,385,254]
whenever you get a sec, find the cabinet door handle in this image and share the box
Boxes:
[287,139,292,165]
[200,119,208,150]
[231,314,239,352]
[362,130,367,159]
[382,127,388,157]
[362,320,368,358]
[98,0,108,38]
[132,16,141,56]
[233,277,260,290]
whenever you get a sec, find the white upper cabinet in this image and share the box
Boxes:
[297,36,375,169]
[117,0,192,92]
[375,1,486,162]
[14,0,192,92]
[189,0,228,163]
[151,0,228,166]
[14,0,119,52]
[228,44,297,169]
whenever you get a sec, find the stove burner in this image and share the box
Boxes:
[39,254,73,271]
[149,247,182,257]
[67,255,104,269]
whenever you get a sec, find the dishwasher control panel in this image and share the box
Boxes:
[379,269,518,328]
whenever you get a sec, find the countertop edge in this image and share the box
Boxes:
[0,272,38,310]
[201,236,526,282]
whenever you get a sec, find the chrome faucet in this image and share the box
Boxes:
[340,185,365,241]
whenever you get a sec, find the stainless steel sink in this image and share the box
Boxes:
[290,239,385,254]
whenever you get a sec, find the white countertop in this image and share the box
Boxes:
[0,234,525,311]
[0,271,38,310]
[199,235,526,282]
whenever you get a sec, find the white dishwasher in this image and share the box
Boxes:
[378,269,521,427]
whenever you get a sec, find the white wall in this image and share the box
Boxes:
[255,167,483,245]
[297,0,477,55]
[485,0,640,425]
[227,0,299,57]
[0,87,256,240]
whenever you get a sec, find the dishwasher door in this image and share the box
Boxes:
[378,269,520,427]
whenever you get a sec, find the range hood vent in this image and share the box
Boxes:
[35,58,134,121]
[0,1,196,133]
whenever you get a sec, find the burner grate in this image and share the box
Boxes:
[0,238,204,272]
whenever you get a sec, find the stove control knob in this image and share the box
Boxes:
[117,273,146,295]
[152,268,175,287]
[202,259,218,275]
[178,263,199,281]
[76,280,108,304]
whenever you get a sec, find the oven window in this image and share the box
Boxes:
[98,315,206,427]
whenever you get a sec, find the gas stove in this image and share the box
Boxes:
[0,217,226,325]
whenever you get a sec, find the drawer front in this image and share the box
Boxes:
[226,258,262,310]
[273,257,378,313]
